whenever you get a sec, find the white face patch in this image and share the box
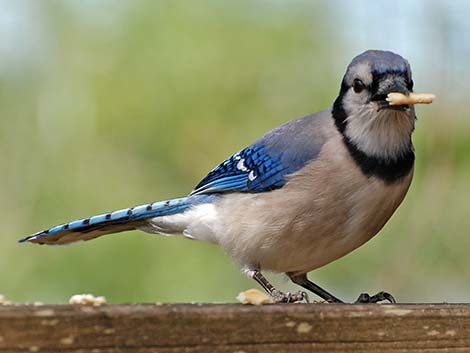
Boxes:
[345,62,373,86]
[342,90,415,159]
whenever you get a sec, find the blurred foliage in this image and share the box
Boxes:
[1,0,469,303]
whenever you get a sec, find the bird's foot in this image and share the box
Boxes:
[248,269,309,304]
[355,291,396,304]
[271,289,309,303]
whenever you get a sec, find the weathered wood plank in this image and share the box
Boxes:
[0,304,468,352]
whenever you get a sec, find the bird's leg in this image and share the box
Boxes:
[245,269,309,303]
[288,273,396,304]
[288,273,344,303]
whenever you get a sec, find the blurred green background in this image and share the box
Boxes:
[2,0,469,304]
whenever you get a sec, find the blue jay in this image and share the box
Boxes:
[20,50,428,304]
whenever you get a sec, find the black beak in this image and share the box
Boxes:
[371,79,410,111]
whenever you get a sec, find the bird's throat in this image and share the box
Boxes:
[332,97,415,183]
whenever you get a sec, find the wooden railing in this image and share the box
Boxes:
[0,303,468,352]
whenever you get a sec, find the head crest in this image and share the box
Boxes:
[349,50,409,76]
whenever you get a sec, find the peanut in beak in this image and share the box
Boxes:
[386,92,436,106]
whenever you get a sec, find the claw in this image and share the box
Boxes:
[355,291,396,304]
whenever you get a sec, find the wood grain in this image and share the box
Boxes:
[0,304,468,352]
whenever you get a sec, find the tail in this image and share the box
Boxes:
[19,196,202,245]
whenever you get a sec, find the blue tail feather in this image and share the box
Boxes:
[19,196,207,245]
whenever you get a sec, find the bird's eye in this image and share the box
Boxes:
[353,79,366,93]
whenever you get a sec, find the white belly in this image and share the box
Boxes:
[210,138,413,274]
[146,137,413,275]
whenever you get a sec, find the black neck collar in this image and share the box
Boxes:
[332,96,415,184]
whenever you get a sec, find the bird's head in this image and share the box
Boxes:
[341,50,414,114]
[333,50,416,160]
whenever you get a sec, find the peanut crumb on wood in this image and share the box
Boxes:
[69,294,106,306]
[236,289,273,305]
[0,294,11,305]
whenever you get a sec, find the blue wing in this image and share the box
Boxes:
[191,144,287,194]
[191,113,327,195]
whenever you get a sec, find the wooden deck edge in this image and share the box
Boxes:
[0,303,468,352]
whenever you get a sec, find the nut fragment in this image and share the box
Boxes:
[0,294,11,305]
[386,92,436,106]
[236,289,273,305]
[69,294,106,306]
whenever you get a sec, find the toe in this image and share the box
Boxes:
[355,293,371,303]
[372,291,396,303]
[355,291,396,304]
